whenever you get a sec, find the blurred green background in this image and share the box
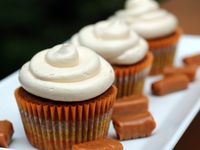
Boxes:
[0,0,161,79]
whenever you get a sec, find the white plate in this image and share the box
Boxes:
[0,35,200,150]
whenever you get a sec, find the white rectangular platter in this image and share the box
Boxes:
[0,35,200,150]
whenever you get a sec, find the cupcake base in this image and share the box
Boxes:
[148,28,182,75]
[113,52,153,98]
[15,86,117,150]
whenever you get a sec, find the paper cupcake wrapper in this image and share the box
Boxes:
[114,67,151,98]
[113,52,153,99]
[15,86,117,150]
[147,28,182,75]
[150,45,177,75]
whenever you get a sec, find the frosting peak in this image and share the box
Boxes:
[94,20,130,40]
[126,0,159,12]
[71,20,148,65]
[46,44,79,67]
[19,44,115,102]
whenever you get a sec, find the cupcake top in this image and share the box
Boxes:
[112,0,178,39]
[125,0,159,16]
[71,20,148,65]
[19,44,115,102]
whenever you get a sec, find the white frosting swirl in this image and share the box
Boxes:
[125,0,159,16]
[19,44,115,102]
[130,9,178,39]
[71,20,148,65]
[112,0,178,39]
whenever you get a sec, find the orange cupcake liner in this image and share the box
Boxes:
[15,86,117,150]
[150,46,176,75]
[113,52,153,98]
[147,27,182,75]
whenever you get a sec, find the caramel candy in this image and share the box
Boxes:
[113,95,148,118]
[152,75,189,96]
[0,120,14,148]
[73,138,123,150]
[163,66,197,81]
[183,54,200,66]
[113,112,156,140]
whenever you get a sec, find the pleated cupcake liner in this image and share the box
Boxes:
[114,67,151,98]
[113,52,153,98]
[150,45,177,75]
[15,86,117,150]
[147,27,182,75]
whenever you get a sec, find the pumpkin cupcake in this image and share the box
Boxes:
[71,20,153,99]
[112,0,182,75]
[15,44,117,150]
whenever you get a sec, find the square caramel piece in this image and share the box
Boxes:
[163,66,197,81]
[0,120,14,148]
[113,111,156,140]
[73,138,123,150]
[152,75,189,96]
[183,54,200,66]
[113,94,148,118]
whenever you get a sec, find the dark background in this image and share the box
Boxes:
[0,0,199,149]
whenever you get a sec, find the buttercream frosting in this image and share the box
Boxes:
[71,20,148,65]
[19,44,115,102]
[125,0,159,16]
[130,9,178,39]
[112,0,178,39]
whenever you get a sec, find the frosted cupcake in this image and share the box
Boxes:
[112,0,182,75]
[15,44,117,150]
[71,20,153,98]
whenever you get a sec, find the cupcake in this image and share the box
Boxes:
[112,0,182,75]
[71,20,153,98]
[15,44,117,150]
